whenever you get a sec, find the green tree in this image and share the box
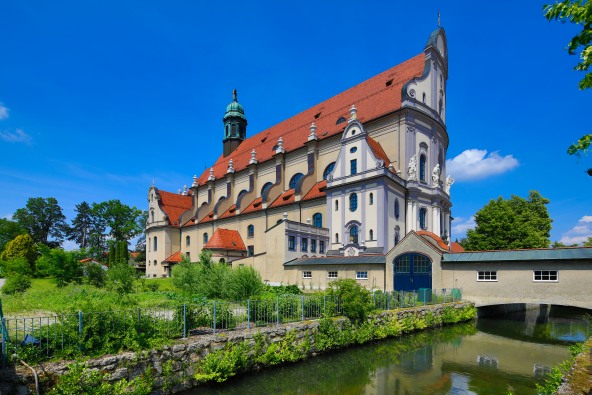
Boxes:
[13,197,67,247]
[583,236,592,246]
[0,218,26,254]
[84,263,107,288]
[462,191,552,251]
[107,262,137,297]
[36,246,83,287]
[544,0,592,175]
[96,200,143,242]
[67,201,93,248]
[326,279,374,324]
[0,234,38,272]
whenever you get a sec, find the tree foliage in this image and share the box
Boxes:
[36,246,84,287]
[583,236,592,246]
[67,201,93,249]
[106,262,137,297]
[326,279,374,324]
[462,191,552,250]
[544,0,592,175]
[0,218,26,254]
[13,197,67,247]
[0,234,38,272]
[95,200,143,242]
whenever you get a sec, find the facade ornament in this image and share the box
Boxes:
[192,174,197,187]
[376,159,385,169]
[282,212,288,221]
[308,122,318,141]
[349,104,357,121]
[276,137,285,154]
[432,164,441,187]
[227,159,235,174]
[407,155,417,180]
[178,189,181,195]
[407,126,416,134]
[306,218,311,224]
[208,167,215,181]
[445,175,455,194]
[182,185,188,195]
[249,149,258,164]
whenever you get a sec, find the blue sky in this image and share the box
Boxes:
[1,1,591,248]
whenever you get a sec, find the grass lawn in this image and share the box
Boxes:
[1,277,180,317]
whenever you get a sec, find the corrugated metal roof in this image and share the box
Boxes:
[442,248,592,263]
[284,255,386,266]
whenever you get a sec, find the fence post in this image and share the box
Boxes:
[276,298,280,325]
[301,296,304,322]
[78,311,83,352]
[213,301,217,334]
[183,304,187,338]
[1,317,6,368]
[247,300,251,330]
[323,295,326,315]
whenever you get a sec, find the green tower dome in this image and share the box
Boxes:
[224,89,246,121]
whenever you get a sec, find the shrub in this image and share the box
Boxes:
[326,279,374,324]
[107,263,137,297]
[2,273,32,295]
[226,266,264,301]
[84,264,106,288]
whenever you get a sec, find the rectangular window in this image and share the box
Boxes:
[319,240,325,254]
[356,271,368,280]
[248,245,254,257]
[328,271,338,279]
[186,251,190,259]
[301,237,308,252]
[533,270,558,282]
[310,239,316,253]
[350,159,357,175]
[302,271,312,279]
[477,271,497,281]
[288,236,295,251]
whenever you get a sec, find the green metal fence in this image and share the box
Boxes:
[0,288,461,364]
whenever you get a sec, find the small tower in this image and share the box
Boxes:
[222,89,247,157]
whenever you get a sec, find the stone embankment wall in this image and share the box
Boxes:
[6,302,473,394]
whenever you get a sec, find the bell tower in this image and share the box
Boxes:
[223,89,247,157]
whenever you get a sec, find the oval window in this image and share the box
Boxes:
[350,147,357,153]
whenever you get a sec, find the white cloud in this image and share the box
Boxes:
[559,216,592,245]
[0,103,8,120]
[0,128,32,144]
[446,149,519,181]
[451,216,475,238]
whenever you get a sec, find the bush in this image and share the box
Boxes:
[226,266,264,300]
[1,257,32,277]
[85,264,106,288]
[2,273,32,295]
[107,263,137,297]
[326,279,374,324]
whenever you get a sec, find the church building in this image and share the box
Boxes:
[145,27,463,292]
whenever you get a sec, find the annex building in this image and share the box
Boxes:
[145,27,461,291]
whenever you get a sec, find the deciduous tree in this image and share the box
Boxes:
[35,246,83,287]
[0,218,26,253]
[13,197,67,247]
[462,191,552,250]
[0,234,38,272]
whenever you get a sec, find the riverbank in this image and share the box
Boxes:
[3,302,475,394]
[555,336,592,394]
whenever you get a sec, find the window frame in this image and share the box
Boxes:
[477,271,497,282]
[327,271,338,279]
[301,237,308,252]
[288,235,296,251]
[349,193,358,212]
[310,239,317,253]
[319,240,325,254]
[356,271,368,280]
[533,270,558,282]
[247,224,254,238]
[350,159,358,175]
[302,271,312,279]
[247,245,254,257]
[313,212,322,228]
[185,235,191,247]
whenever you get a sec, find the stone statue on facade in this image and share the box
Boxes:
[407,155,417,181]
[445,175,454,194]
[432,164,441,186]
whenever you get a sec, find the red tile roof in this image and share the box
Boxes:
[196,53,425,185]
[163,251,183,263]
[366,136,392,170]
[417,230,450,250]
[240,197,263,215]
[302,180,327,201]
[450,242,464,252]
[199,210,215,224]
[158,190,192,226]
[268,189,296,209]
[205,228,247,251]
[218,204,237,219]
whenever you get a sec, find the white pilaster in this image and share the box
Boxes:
[432,205,441,236]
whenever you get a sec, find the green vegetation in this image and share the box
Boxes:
[535,341,588,395]
[13,197,67,248]
[461,191,552,250]
[325,279,373,324]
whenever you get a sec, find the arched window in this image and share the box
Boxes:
[369,193,374,205]
[151,211,154,222]
[323,162,336,180]
[419,154,426,182]
[220,258,226,264]
[261,182,273,197]
[153,237,158,251]
[395,198,400,219]
[237,189,247,203]
[369,229,374,240]
[313,213,322,228]
[185,235,190,247]
[419,208,427,229]
[203,232,208,244]
[349,225,359,244]
[335,200,339,211]
[335,233,339,244]
[289,173,304,189]
[247,224,254,238]
[148,237,151,252]
[349,193,358,212]
[394,226,400,245]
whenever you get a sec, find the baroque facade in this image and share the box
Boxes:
[145,27,462,291]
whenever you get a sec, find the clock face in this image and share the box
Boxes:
[348,247,355,256]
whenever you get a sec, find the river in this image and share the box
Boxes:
[183,305,590,395]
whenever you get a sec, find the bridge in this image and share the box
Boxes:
[440,247,592,310]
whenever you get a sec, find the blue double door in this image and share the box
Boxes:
[393,253,432,291]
